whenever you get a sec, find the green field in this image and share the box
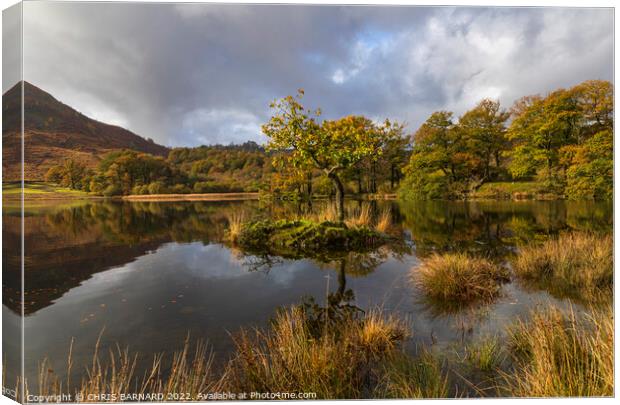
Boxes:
[3,181,91,197]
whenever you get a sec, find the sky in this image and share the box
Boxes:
[10,2,615,147]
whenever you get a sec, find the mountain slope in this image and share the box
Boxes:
[2,81,169,181]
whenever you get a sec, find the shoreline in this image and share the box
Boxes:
[121,192,260,201]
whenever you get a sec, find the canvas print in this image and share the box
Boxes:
[1,1,614,402]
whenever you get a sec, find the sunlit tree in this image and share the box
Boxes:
[262,90,390,221]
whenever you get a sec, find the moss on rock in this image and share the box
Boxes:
[237,219,388,257]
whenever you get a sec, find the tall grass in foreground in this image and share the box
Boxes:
[378,351,449,398]
[25,308,451,400]
[23,303,612,399]
[512,232,612,302]
[226,307,425,398]
[461,337,504,373]
[504,305,613,397]
[29,335,225,402]
[415,253,508,303]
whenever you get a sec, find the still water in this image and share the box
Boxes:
[2,199,612,386]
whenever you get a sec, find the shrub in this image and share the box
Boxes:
[131,184,149,195]
[171,183,191,194]
[313,176,333,196]
[102,184,121,197]
[414,253,508,303]
[147,181,168,195]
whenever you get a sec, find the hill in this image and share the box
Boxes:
[2,81,169,181]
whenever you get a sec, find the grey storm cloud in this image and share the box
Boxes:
[17,2,613,147]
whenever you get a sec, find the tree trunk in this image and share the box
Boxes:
[306,172,313,200]
[328,172,345,222]
[370,162,377,193]
[357,169,363,195]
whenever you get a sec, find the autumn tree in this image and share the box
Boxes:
[45,159,89,189]
[349,121,409,194]
[400,111,481,199]
[574,80,613,137]
[507,80,612,197]
[97,150,176,195]
[507,87,581,181]
[458,99,510,181]
[262,90,388,221]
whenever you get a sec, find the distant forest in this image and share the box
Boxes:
[45,79,612,200]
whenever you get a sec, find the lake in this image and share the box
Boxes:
[2,198,612,389]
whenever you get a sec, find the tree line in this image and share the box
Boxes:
[399,79,612,200]
[45,79,611,204]
[45,142,274,196]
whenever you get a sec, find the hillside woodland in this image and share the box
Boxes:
[3,80,612,200]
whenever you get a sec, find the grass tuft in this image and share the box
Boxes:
[512,232,612,302]
[461,337,504,373]
[378,350,449,398]
[414,253,508,304]
[30,334,224,402]
[225,306,409,398]
[226,212,245,244]
[375,208,392,233]
[345,205,372,228]
[504,305,613,397]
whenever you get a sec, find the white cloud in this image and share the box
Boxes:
[180,107,265,146]
[375,7,613,129]
[20,4,613,145]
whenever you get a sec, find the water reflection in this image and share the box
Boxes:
[399,200,611,259]
[0,198,611,387]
